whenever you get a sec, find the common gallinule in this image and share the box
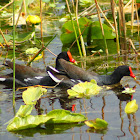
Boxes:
[46,59,136,87]
[0,51,76,87]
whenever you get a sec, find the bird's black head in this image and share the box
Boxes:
[55,51,76,70]
[114,65,136,79]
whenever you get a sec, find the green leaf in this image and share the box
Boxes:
[90,21,116,40]
[125,99,138,114]
[46,109,87,124]
[79,0,94,7]
[60,17,116,45]
[60,17,92,44]
[7,109,87,131]
[15,32,35,43]
[42,0,50,3]
[67,81,101,98]
[0,34,13,43]
[7,115,50,131]
[85,118,108,130]
[15,105,33,117]
[22,87,47,105]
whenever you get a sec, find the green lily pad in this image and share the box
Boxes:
[7,109,87,131]
[46,109,87,124]
[125,99,138,114]
[60,17,116,45]
[85,118,108,130]
[7,115,51,131]
[67,81,101,98]
[22,87,47,105]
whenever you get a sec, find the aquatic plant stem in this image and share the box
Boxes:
[65,0,82,57]
[75,0,86,57]
[111,0,120,55]
[131,0,134,34]
[95,0,108,55]
[118,0,127,52]
[27,35,56,66]
[12,0,16,107]
[15,0,24,28]
[97,3,115,31]
[40,0,43,43]
[0,0,13,11]
[0,29,9,46]
[134,0,139,36]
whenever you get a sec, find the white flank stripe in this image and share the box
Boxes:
[24,78,33,82]
[0,78,6,81]
[71,79,76,82]
[34,76,43,79]
[77,80,83,83]
[48,71,61,83]
[49,66,60,73]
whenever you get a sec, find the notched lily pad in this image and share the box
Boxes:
[67,80,101,98]
[85,118,108,130]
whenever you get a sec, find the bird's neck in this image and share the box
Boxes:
[100,72,124,85]
[55,59,63,70]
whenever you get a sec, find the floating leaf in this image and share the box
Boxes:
[15,105,33,117]
[85,118,108,130]
[7,115,50,131]
[7,109,86,131]
[46,109,87,124]
[22,87,47,105]
[67,81,101,98]
[125,99,138,114]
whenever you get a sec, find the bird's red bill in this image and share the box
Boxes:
[129,67,136,79]
[67,51,77,64]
